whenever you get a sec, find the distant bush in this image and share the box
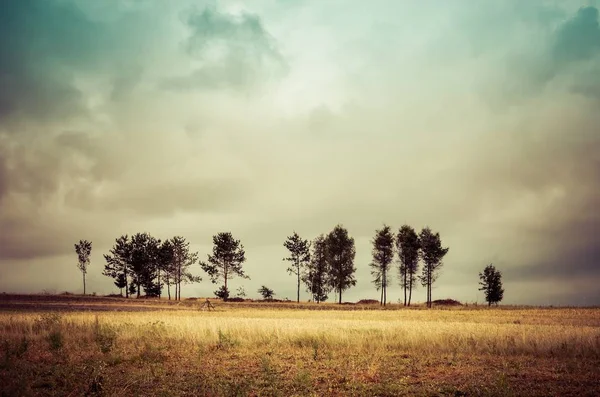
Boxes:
[432,299,462,306]
[357,299,379,304]
[104,294,124,298]
[227,297,245,302]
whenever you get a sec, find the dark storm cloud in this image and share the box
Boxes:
[0,0,102,124]
[553,6,600,64]
[164,7,287,90]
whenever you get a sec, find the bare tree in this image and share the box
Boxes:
[74,240,92,295]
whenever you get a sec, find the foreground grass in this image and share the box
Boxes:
[1,307,599,396]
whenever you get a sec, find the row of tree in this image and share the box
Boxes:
[74,224,504,306]
[283,224,449,307]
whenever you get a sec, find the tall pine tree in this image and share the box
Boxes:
[370,225,394,306]
[326,225,356,304]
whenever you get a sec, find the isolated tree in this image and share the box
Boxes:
[397,225,420,306]
[258,285,275,300]
[419,227,449,308]
[170,236,201,301]
[326,225,357,304]
[283,232,311,303]
[479,264,504,306]
[370,225,394,306]
[103,235,132,298]
[303,235,332,303]
[74,240,92,295]
[201,232,249,301]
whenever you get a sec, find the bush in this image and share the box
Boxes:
[432,299,462,306]
[226,297,245,302]
[357,299,380,304]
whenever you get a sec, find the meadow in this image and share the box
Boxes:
[0,296,599,396]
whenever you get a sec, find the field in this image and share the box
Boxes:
[1,295,599,396]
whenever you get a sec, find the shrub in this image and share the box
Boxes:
[357,299,379,304]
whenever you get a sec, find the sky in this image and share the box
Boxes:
[1,0,599,306]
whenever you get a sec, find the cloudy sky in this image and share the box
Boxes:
[1,0,599,306]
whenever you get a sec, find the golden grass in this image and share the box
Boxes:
[1,305,600,396]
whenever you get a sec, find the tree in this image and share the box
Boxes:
[419,227,449,308]
[283,232,311,303]
[326,225,357,304]
[129,232,161,298]
[396,225,420,306]
[303,235,331,303]
[201,232,249,301]
[74,240,92,295]
[157,240,175,300]
[258,285,275,300]
[479,264,504,306]
[170,236,201,301]
[103,235,132,298]
[370,225,394,306]
[114,273,127,296]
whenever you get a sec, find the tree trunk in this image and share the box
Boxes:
[167,282,171,300]
[408,276,412,306]
[338,287,342,304]
[83,272,86,296]
[380,287,383,306]
[157,269,161,299]
[297,264,300,303]
[137,282,141,298]
[125,272,129,298]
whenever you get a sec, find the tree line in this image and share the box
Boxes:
[74,224,504,306]
[284,224,449,307]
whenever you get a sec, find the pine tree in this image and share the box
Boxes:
[283,232,311,303]
[303,235,332,303]
[479,264,504,306]
[397,225,420,306]
[419,227,449,308]
[326,225,356,304]
[370,225,394,306]
[201,232,249,301]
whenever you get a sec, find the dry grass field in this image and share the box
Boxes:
[1,295,599,396]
